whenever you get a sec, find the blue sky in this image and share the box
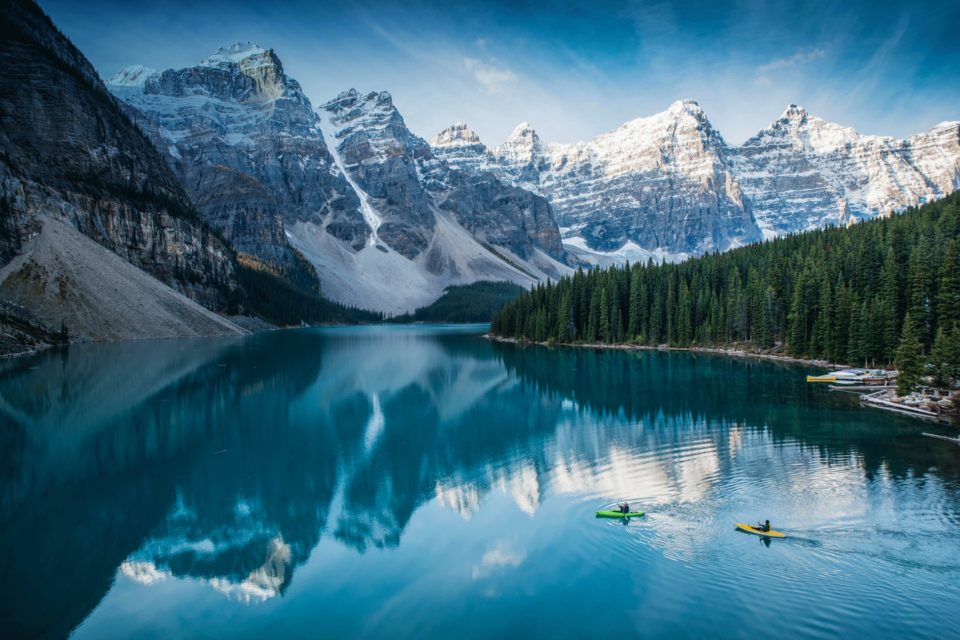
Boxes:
[41,0,960,146]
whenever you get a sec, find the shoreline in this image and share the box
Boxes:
[0,320,491,360]
[483,334,852,370]
[486,333,957,427]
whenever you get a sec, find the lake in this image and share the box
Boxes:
[1,325,958,639]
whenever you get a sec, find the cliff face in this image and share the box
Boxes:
[0,0,239,311]
[319,89,437,260]
[430,123,564,261]
[110,44,365,285]
[732,105,960,238]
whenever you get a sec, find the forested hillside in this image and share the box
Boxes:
[492,191,960,371]
[390,281,524,323]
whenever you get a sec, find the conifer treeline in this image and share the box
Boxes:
[492,191,960,370]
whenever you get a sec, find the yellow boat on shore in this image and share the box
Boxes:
[806,368,893,384]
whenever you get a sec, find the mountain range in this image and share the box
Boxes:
[109,45,570,314]
[432,101,960,263]
[109,42,959,307]
[1,0,958,349]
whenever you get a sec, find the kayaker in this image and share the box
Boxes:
[756,519,771,532]
[618,502,630,514]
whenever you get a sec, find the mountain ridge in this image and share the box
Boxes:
[432,99,959,262]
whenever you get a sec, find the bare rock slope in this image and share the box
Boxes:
[0,0,244,349]
[0,216,245,342]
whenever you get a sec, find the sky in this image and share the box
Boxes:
[40,0,960,146]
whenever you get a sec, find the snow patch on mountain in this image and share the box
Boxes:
[202,42,267,66]
[107,64,158,87]
[316,113,382,246]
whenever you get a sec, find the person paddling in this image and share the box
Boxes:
[755,519,771,532]
[618,502,630,514]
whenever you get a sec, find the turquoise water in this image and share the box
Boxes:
[1,325,958,639]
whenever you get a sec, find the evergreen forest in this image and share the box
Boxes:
[492,191,960,390]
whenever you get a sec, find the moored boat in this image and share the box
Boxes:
[806,368,894,384]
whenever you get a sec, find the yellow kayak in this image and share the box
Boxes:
[736,523,786,538]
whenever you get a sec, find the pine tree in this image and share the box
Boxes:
[676,279,692,346]
[930,323,960,388]
[627,267,641,340]
[557,291,572,342]
[599,287,611,343]
[587,287,600,343]
[787,270,807,356]
[937,240,960,330]
[895,314,925,397]
[880,249,900,353]
[906,235,934,348]
[847,294,864,366]
[755,286,774,349]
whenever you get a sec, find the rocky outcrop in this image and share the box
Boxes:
[289,89,570,314]
[0,216,246,343]
[0,0,239,311]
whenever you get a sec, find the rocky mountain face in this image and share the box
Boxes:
[318,89,566,263]
[434,101,761,262]
[429,122,564,260]
[109,43,365,289]
[111,48,570,314]
[0,0,244,349]
[319,89,436,260]
[297,88,570,313]
[732,105,960,238]
[434,101,959,263]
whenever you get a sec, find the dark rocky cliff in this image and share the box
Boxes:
[0,0,238,310]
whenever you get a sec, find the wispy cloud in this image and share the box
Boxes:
[463,57,518,93]
[756,49,827,85]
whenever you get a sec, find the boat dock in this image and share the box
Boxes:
[855,388,959,425]
[808,368,955,425]
[828,383,894,392]
[859,389,944,422]
[922,432,960,445]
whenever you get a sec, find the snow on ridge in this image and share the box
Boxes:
[202,42,267,66]
[431,122,482,147]
[107,64,158,88]
[316,113,381,245]
[507,122,535,139]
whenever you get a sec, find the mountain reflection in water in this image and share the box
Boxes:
[0,325,957,640]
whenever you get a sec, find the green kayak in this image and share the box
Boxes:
[596,510,645,518]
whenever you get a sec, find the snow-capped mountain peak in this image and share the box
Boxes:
[760,105,863,154]
[431,122,482,148]
[734,106,960,239]
[201,42,267,66]
[507,122,536,139]
[666,98,704,117]
[430,123,492,174]
[495,122,543,187]
[779,103,808,121]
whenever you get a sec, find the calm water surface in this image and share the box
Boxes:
[1,325,959,639]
